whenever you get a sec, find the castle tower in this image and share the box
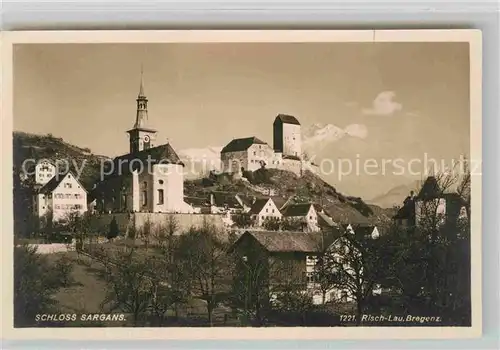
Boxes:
[273,114,302,158]
[127,68,158,154]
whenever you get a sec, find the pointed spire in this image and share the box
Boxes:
[138,64,145,97]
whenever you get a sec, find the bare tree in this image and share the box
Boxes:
[100,246,153,326]
[320,231,383,325]
[177,220,233,326]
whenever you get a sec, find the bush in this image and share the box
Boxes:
[107,216,119,240]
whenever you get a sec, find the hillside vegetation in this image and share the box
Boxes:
[185,168,394,225]
[13,131,109,191]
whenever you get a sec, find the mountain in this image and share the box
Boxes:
[177,146,222,180]
[367,180,421,208]
[302,123,368,154]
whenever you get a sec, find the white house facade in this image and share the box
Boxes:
[34,171,88,222]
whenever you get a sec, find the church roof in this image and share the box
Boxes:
[274,114,301,125]
[111,143,184,175]
[221,137,268,153]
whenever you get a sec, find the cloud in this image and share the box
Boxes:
[362,91,402,116]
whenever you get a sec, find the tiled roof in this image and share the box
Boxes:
[249,198,270,215]
[221,137,268,154]
[281,203,314,217]
[38,171,87,194]
[184,196,210,207]
[417,176,441,200]
[282,155,301,161]
[111,143,184,176]
[237,194,255,207]
[211,191,242,209]
[271,196,290,210]
[317,211,335,227]
[241,230,324,253]
[274,114,301,125]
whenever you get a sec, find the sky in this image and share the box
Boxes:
[13,42,470,199]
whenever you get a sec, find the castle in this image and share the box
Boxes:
[220,114,318,176]
[92,71,194,214]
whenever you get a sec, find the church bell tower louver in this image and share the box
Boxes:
[127,67,158,154]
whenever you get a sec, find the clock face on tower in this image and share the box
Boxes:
[144,135,150,143]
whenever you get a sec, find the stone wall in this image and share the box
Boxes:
[91,212,225,236]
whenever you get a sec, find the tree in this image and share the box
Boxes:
[281,217,306,231]
[107,216,119,240]
[380,163,472,325]
[149,215,190,322]
[139,215,153,250]
[232,213,254,228]
[261,217,280,231]
[320,230,383,325]
[177,221,233,326]
[107,216,120,240]
[14,245,74,327]
[312,254,337,305]
[100,246,153,326]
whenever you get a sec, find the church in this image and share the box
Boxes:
[92,72,194,214]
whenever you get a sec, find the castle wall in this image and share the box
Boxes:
[221,150,248,173]
[282,123,302,157]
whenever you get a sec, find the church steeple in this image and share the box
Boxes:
[134,66,149,128]
[127,67,157,154]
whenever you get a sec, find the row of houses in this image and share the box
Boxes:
[184,191,373,234]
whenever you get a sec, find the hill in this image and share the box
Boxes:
[185,168,393,225]
[13,132,393,230]
[13,131,110,191]
[367,180,421,208]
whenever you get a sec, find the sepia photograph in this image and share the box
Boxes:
[2,30,482,339]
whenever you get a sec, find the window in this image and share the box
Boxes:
[142,191,148,206]
[55,205,60,209]
[159,179,164,185]
[306,272,316,283]
[272,209,275,213]
[158,189,164,205]
[309,216,312,220]
[65,194,72,199]
[266,209,269,213]
[261,216,265,220]
[254,151,257,156]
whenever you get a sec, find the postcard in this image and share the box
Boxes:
[1,29,482,340]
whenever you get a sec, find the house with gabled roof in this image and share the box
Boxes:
[248,197,282,227]
[220,136,276,173]
[281,202,320,232]
[230,228,353,305]
[33,171,88,222]
[393,176,469,229]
